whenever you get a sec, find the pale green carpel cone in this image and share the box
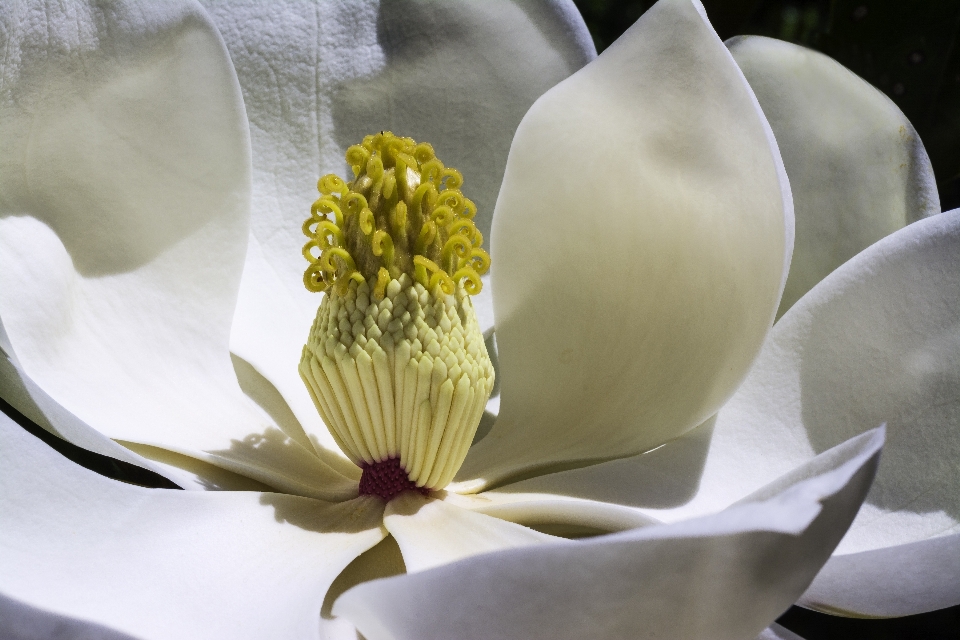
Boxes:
[299,132,495,491]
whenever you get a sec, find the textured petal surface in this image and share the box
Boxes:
[383,492,559,572]
[512,210,960,615]
[458,0,792,488]
[335,429,882,640]
[0,414,386,640]
[728,36,939,318]
[0,0,354,498]
[200,0,594,458]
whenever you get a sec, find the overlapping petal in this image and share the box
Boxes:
[445,489,660,535]
[199,0,595,458]
[0,411,386,640]
[457,0,792,489]
[729,209,960,560]
[0,0,356,499]
[383,492,559,572]
[489,414,719,516]
[801,534,960,618]
[0,333,185,484]
[501,209,960,615]
[727,36,940,318]
[335,428,882,640]
[3,328,278,491]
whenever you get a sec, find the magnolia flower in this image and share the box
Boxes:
[0,1,957,639]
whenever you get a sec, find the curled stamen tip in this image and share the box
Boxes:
[301,131,487,297]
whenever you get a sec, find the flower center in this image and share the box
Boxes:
[358,457,429,501]
[299,132,495,497]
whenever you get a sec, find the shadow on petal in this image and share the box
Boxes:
[0,592,139,640]
[798,263,960,524]
[258,494,385,535]
[232,353,360,481]
[491,414,715,510]
[206,426,360,501]
[331,0,592,240]
[322,536,406,620]
[118,440,272,491]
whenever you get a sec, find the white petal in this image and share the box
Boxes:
[472,274,496,335]
[459,0,792,488]
[321,537,406,639]
[229,233,346,459]
[728,36,940,318]
[444,489,660,536]
[801,533,960,617]
[589,209,959,615]
[1,338,192,486]
[479,414,719,515]
[3,330,269,491]
[334,428,883,640]
[4,318,263,491]
[756,624,805,640]
[503,210,960,598]
[0,593,138,640]
[231,346,360,482]
[383,492,559,572]
[0,412,386,640]
[200,0,594,458]
[119,438,280,492]
[723,210,960,555]
[0,0,354,499]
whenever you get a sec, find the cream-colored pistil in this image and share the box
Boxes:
[300,275,494,490]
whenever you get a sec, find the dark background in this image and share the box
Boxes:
[570,0,960,637]
[573,0,960,213]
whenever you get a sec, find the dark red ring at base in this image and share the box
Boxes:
[358,457,430,501]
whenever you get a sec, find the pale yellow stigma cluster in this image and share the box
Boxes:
[300,276,494,489]
[299,133,494,491]
[302,131,489,298]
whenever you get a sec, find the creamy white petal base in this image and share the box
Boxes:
[445,489,661,536]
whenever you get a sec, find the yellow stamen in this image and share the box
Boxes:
[299,132,494,492]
